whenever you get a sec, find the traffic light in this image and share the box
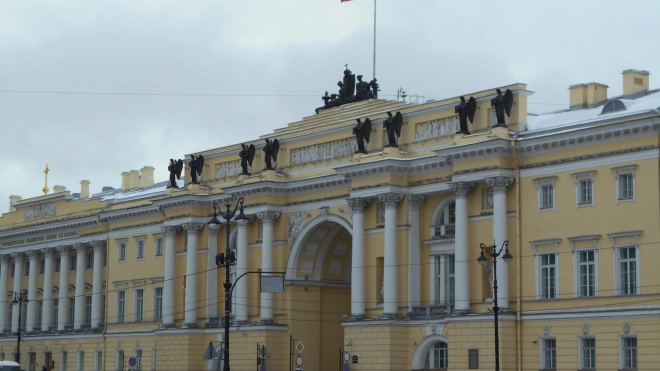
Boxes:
[215,253,225,267]
[226,250,236,265]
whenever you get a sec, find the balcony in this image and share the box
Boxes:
[412,304,453,319]
[432,223,455,239]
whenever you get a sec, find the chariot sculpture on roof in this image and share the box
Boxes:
[315,64,379,114]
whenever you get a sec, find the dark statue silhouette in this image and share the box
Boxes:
[384,111,403,148]
[167,159,183,188]
[316,65,378,114]
[455,96,477,135]
[263,139,280,170]
[491,88,514,127]
[239,144,256,175]
[353,118,372,154]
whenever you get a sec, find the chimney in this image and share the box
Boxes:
[80,180,90,199]
[121,172,130,191]
[129,170,140,189]
[102,186,114,192]
[53,185,66,193]
[622,69,650,96]
[140,166,155,188]
[9,195,21,213]
[569,82,608,109]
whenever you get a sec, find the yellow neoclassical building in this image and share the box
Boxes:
[1,68,658,371]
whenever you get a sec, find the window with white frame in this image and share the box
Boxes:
[436,255,455,308]
[572,171,596,207]
[117,240,126,262]
[577,250,596,297]
[620,336,637,369]
[154,236,164,257]
[423,342,448,369]
[61,350,68,371]
[534,176,557,212]
[617,245,638,295]
[541,338,556,369]
[85,296,92,325]
[538,253,557,299]
[135,238,145,260]
[116,291,126,323]
[78,350,85,371]
[432,200,456,239]
[153,287,163,320]
[116,350,124,371]
[68,297,75,326]
[135,289,144,322]
[579,337,596,369]
[95,350,103,371]
[612,165,637,203]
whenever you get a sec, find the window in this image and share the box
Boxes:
[118,242,126,262]
[580,337,596,369]
[61,351,68,371]
[24,261,30,276]
[617,246,638,295]
[37,300,43,329]
[612,165,637,203]
[40,258,45,274]
[68,298,75,326]
[621,337,637,369]
[117,291,126,323]
[578,250,596,297]
[136,240,145,259]
[78,351,85,371]
[55,257,61,273]
[436,255,455,308]
[53,299,59,328]
[423,342,448,369]
[135,289,144,322]
[85,296,92,325]
[432,201,456,238]
[116,350,124,371]
[101,294,106,324]
[155,238,164,257]
[534,176,557,212]
[541,339,556,369]
[86,252,93,269]
[578,179,593,205]
[538,253,557,299]
[153,287,163,321]
[134,349,143,371]
[70,255,76,271]
[95,350,103,371]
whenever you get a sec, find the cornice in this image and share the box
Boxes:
[434,138,513,163]
[100,206,161,222]
[334,155,451,180]
[0,216,97,240]
[222,174,351,198]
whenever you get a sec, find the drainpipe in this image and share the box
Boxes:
[95,203,110,371]
[511,134,522,371]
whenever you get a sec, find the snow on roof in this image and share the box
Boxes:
[97,179,179,203]
[526,91,660,133]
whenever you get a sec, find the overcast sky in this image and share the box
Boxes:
[1,0,659,209]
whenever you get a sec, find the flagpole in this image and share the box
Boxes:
[373,0,376,79]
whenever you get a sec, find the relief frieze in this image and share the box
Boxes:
[24,203,56,221]
[291,138,358,166]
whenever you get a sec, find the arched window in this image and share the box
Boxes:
[423,342,448,369]
[600,99,627,115]
[432,201,455,239]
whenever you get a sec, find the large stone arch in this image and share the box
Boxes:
[285,213,353,281]
[412,334,450,370]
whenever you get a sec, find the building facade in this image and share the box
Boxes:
[1,69,658,371]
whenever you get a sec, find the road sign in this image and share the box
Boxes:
[295,356,303,367]
[343,352,350,363]
[128,357,137,367]
[261,275,284,293]
[260,364,266,371]
[343,363,350,371]
[295,341,305,354]
[203,342,218,360]
[261,345,267,357]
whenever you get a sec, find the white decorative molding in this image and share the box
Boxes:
[414,116,459,141]
[623,323,632,336]
[544,326,551,337]
[482,188,493,210]
[287,211,311,245]
[216,160,242,179]
[291,138,358,166]
[582,324,590,337]
[24,203,56,221]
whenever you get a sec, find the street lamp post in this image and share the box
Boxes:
[208,198,248,371]
[477,240,513,371]
[13,290,29,364]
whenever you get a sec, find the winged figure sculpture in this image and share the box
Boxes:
[455,96,477,135]
[167,159,183,188]
[491,88,514,127]
[239,144,256,175]
[353,118,372,154]
[189,154,204,184]
[263,138,280,170]
[384,111,403,148]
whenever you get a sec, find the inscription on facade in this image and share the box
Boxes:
[291,138,358,166]
[1,230,79,248]
[24,203,56,221]
[216,160,242,179]
[414,116,459,141]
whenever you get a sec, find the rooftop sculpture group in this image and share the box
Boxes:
[316,65,379,114]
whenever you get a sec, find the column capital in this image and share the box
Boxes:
[377,193,403,209]
[57,245,71,256]
[25,250,40,260]
[41,248,56,257]
[448,182,475,199]
[0,254,10,265]
[409,195,425,211]
[208,223,221,236]
[346,198,371,213]
[257,211,281,226]
[161,226,182,237]
[182,222,204,236]
[73,243,87,254]
[236,219,249,228]
[10,252,24,261]
[91,241,106,253]
[485,177,515,194]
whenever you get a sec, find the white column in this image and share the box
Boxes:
[26,250,39,332]
[257,211,280,323]
[0,255,9,333]
[206,223,220,325]
[73,243,86,330]
[41,248,55,332]
[161,226,180,327]
[183,222,203,327]
[378,193,403,317]
[235,219,249,323]
[11,252,24,333]
[57,246,70,331]
[486,177,515,311]
[408,195,425,312]
[91,241,105,328]
[347,198,371,319]
[449,182,475,314]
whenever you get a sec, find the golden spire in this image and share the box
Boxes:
[43,164,50,195]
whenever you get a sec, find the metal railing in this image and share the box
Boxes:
[412,304,453,319]
[432,223,455,238]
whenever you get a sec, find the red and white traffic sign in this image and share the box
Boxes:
[296,356,303,367]
[343,352,350,363]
